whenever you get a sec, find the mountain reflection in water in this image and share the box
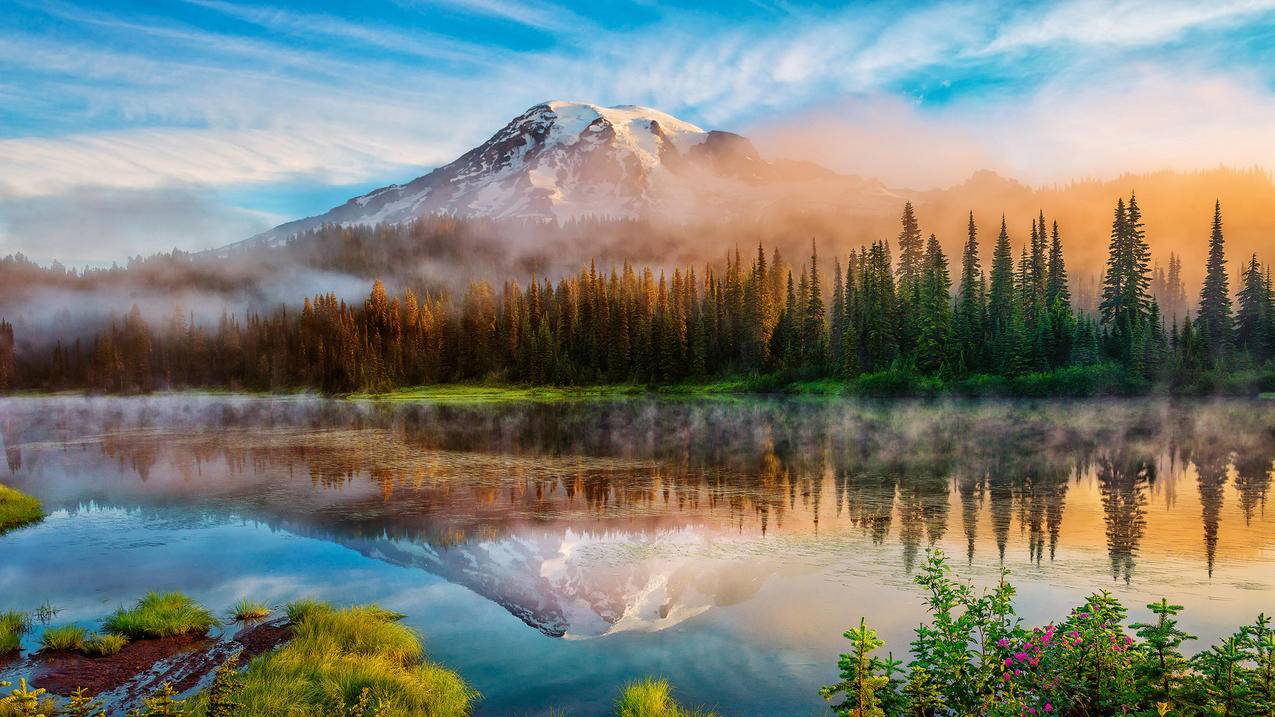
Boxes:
[2,396,1273,641]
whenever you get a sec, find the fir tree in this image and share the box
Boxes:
[1236,253,1268,361]
[987,216,1016,373]
[1198,200,1234,366]
[915,234,952,375]
[953,212,984,374]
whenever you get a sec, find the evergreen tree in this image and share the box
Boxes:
[987,216,1016,373]
[1236,253,1268,361]
[1046,221,1074,367]
[1198,200,1234,366]
[915,234,952,375]
[804,239,829,371]
[953,212,984,374]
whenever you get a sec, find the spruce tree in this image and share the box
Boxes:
[915,234,952,375]
[1236,253,1268,361]
[804,239,828,371]
[1046,221,1074,367]
[953,213,983,374]
[987,216,1016,372]
[1198,200,1234,366]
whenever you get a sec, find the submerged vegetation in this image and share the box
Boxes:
[103,591,218,640]
[4,198,1275,398]
[821,552,1275,716]
[0,486,42,534]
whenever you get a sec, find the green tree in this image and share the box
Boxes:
[1198,200,1234,366]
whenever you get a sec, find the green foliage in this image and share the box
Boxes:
[0,678,53,717]
[228,599,270,622]
[82,632,129,656]
[11,201,1275,395]
[283,598,327,625]
[614,678,716,717]
[0,485,42,534]
[140,683,186,716]
[821,552,1275,716]
[40,623,87,652]
[65,687,106,717]
[188,602,476,717]
[205,655,243,717]
[104,591,217,639]
[820,618,894,716]
[0,611,29,654]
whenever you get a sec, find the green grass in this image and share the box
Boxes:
[0,611,29,654]
[103,591,217,639]
[189,602,477,716]
[229,598,271,622]
[82,632,129,657]
[349,383,645,403]
[39,624,86,652]
[614,678,717,717]
[0,485,42,534]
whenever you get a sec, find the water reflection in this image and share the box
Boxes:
[2,396,1274,639]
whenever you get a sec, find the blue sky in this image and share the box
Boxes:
[3,0,1275,261]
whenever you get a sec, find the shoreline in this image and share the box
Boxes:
[6,363,1275,404]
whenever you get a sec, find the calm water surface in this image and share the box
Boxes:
[2,396,1274,715]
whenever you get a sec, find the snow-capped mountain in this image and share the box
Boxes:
[235,100,895,249]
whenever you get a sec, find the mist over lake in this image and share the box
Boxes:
[2,395,1272,715]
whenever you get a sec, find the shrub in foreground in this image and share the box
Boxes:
[822,551,1275,716]
[104,591,217,639]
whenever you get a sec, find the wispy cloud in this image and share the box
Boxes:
[2,0,1275,260]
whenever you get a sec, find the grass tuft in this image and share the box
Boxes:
[615,678,717,717]
[104,591,217,639]
[40,624,87,652]
[0,485,42,534]
[82,632,129,657]
[229,598,271,622]
[0,611,29,654]
[190,601,477,716]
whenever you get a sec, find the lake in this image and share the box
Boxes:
[2,395,1274,715]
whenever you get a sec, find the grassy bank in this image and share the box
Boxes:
[345,362,1275,403]
[187,600,477,717]
[0,485,42,535]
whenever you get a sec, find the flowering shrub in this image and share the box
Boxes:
[823,551,1275,716]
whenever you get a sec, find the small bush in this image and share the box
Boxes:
[40,624,87,652]
[82,632,129,657]
[0,485,42,534]
[229,599,270,622]
[104,591,217,639]
[615,678,716,717]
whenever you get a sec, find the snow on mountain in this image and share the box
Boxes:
[238,100,777,248]
[218,99,908,255]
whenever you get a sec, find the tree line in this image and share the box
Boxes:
[3,197,1273,394]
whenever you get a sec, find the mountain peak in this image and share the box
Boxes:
[229,101,852,251]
